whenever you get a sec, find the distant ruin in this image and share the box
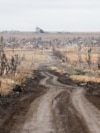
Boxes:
[35,27,44,33]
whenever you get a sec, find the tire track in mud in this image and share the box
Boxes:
[10,72,65,133]
[46,72,89,133]
[72,89,100,133]
[10,71,100,133]
[44,72,100,133]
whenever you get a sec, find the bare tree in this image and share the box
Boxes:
[86,48,92,69]
[97,46,100,69]
[77,44,82,68]
[0,36,21,76]
[1,52,8,75]
[10,56,15,73]
[0,36,4,75]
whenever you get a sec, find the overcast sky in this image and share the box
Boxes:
[0,0,100,31]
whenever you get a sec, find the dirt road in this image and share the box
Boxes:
[9,70,100,133]
[72,88,100,133]
[10,72,65,133]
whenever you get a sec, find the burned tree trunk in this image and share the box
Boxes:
[78,44,82,68]
[0,36,9,76]
[1,52,8,75]
[0,36,4,75]
[97,56,100,69]
[0,36,20,76]
[86,48,92,69]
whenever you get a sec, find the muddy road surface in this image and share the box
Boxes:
[10,72,64,133]
[72,89,100,133]
[0,51,100,133]
[8,70,100,133]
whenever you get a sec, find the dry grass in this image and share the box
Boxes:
[4,49,47,61]
[56,46,99,63]
[0,49,47,95]
[49,66,65,74]
[70,75,100,83]
[0,78,14,95]
[55,46,100,83]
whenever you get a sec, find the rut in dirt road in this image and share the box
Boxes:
[72,89,100,133]
[10,72,65,133]
[46,72,100,133]
[10,70,100,133]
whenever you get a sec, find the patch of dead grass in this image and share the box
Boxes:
[70,75,100,83]
[0,49,47,95]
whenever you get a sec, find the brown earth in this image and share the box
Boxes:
[0,70,47,133]
[0,70,100,133]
